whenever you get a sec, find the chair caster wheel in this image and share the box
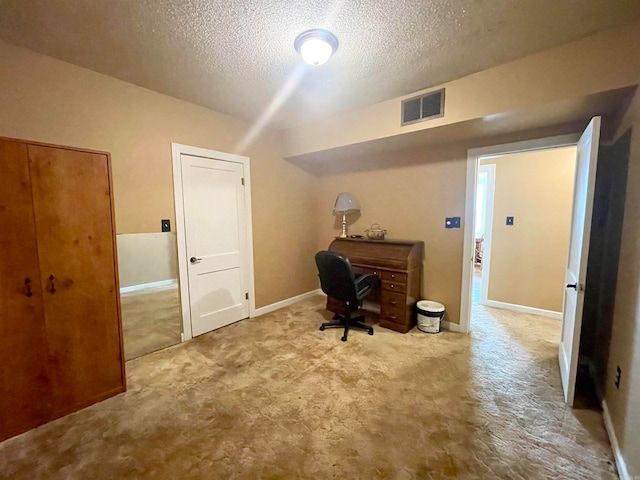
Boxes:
[319,325,325,331]
[368,330,374,335]
[341,336,347,342]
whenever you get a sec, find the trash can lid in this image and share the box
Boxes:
[417,300,445,312]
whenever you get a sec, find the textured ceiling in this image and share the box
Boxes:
[0,0,638,129]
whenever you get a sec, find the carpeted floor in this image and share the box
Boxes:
[0,295,617,479]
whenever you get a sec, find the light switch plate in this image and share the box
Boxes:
[445,217,461,229]
[506,216,514,226]
[161,219,171,232]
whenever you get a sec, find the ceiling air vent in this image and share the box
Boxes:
[401,88,445,126]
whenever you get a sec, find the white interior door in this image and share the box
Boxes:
[559,117,601,406]
[181,154,249,337]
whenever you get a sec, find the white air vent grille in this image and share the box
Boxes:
[401,88,445,126]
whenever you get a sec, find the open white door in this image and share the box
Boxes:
[559,117,601,406]
[181,154,249,337]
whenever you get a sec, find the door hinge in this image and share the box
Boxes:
[241,178,245,186]
[245,292,249,300]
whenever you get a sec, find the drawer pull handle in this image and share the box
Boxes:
[24,278,33,298]
[390,284,394,288]
[49,274,56,294]
[389,314,397,319]
[390,300,397,305]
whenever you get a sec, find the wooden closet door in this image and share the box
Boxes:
[0,139,52,441]
[28,145,125,416]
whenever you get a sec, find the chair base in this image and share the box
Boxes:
[320,314,374,342]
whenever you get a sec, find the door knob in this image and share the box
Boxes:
[566,283,577,290]
[190,257,202,264]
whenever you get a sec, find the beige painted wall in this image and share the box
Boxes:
[284,19,640,158]
[0,40,318,308]
[481,148,576,312]
[315,145,467,324]
[606,88,640,478]
[116,233,177,288]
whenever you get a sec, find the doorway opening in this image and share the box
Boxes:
[461,118,608,407]
[460,134,580,334]
[472,164,495,305]
[471,146,577,326]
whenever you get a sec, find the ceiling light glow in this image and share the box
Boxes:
[294,29,338,66]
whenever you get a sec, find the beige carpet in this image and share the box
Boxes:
[0,295,617,479]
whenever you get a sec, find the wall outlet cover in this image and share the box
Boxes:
[445,217,461,229]
[506,216,514,226]
[161,219,171,232]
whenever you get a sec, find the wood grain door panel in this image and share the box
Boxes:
[0,139,52,441]
[28,145,124,414]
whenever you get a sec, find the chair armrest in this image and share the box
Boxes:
[355,274,380,290]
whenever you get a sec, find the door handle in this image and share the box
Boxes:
[24,278,33,297]
[190,257,202,264]
[566,283,577,290]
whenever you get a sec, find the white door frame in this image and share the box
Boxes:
[171,143,256,342]
[459,134,580,334]
[477,164,496,305]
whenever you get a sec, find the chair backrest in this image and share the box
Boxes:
[315,251,358,302]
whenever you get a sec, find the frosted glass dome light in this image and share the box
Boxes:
[300,38,333,66]
[294,29,339,66]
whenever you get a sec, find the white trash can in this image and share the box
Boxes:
[416,300,445,334]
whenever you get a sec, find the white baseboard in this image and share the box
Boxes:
[253,289,322,317]
[120,279,177,294]
[482,299,562,320]
[602,399,631,480]
[441,321,463,333]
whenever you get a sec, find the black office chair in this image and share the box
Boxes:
[315,250,379,342]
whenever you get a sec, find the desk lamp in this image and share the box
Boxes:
[333,192,360,238]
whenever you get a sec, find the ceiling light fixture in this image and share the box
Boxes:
[294,29,339,66]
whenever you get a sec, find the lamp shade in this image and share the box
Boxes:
[333,192,360,214]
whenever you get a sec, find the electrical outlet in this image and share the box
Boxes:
[506,216,514,226]
[615,365,621,389]
[445,217,461,229]
[161,219,171,232]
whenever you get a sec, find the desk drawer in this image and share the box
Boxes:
[382,280,406,294]
[380,305,409,325]
[381,291,405,309]
[381,271,407,283]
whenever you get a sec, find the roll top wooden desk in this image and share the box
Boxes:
[326,238,424,333]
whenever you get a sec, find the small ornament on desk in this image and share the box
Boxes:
[365,223,387,240]
[349,234,364,239]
